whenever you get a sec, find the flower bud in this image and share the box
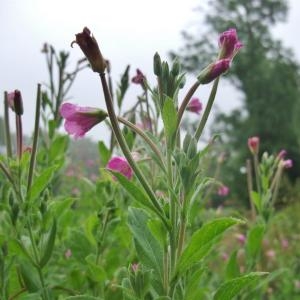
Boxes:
[72,27,106,73]
[248,136,260,154]
[171,58,180,77]
[218,28,243,59]
[7,90,24,115]
[197,59,231,84]
[153,52,162,76]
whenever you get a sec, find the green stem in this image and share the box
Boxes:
[117,116,166,171]
[253,154,262,196]
[246,159,256,220]
[27,84,41,194]
[4,92,12,158]
[176,81,201,131]
[144,90,153,133]
[15,115,23,160]
[167,150,177,279]
[96,210,109,265]
[270,165,283,207]
[99,73,168,229]
[163,245,169,294]
[194,78,220,142]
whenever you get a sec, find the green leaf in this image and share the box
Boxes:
[18,261,41,292]
[109,171,154,211]
[128,207,164,292]
[65,297,101,300]
[213,272,268,300]
[28,165,58,202]
[162,97,177,148]
[49,135,69,161]
[177,218,243,274]
[85,254,107,282]
[184,267,205,300]
[250,191,262,213]
[246,223,265,262]
[147,219,167,247]
[225,250,240,280]
[98,141,111,166]
[39,219,57,268]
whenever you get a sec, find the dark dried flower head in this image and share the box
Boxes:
[72,27,106,73]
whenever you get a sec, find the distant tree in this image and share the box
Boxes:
[172,0,300,201]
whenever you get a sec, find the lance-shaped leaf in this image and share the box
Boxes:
[128,207,164,293]
[213,272,268,300]
[162,97,177,148]
[28,165,58,202]
[39,219,57,268]
[109,171,155,212]
[177,217,243,274]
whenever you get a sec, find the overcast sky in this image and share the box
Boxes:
[1,0,300,142]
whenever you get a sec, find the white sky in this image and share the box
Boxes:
[1,0,300,143]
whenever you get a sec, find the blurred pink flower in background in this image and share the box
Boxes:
[65,249,72,259]
[60,102,107,139]
[248,136,260,154]
[235,233,246,245]
[282,159,293,169]
[187,98,203,115]
[218,185,230,196]
[131,263,139,273]
[218,28,243,59]
[277,149,287,160]
[266,249,276,259]
[280,238,289,250]
[107,156,133,180]
[221,252,229,261]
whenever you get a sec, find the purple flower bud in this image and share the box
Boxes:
[187,98,203,115]
[277,149,287,160]
[59,102,107,139]
[7,90,24,115]
[72,27,106,73]
[197,59,231,84]
[219,28,243,59]
[132,69,145,85]
[107,156,133,180]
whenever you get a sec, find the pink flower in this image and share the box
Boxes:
[198,59,231,84]
[221,252,229,261]
[282,159,293,169]
[107,156,133,180]
[65,249,72,259]
[235,233,246,245]
[266,249,276,259]
[187,98,203,115]
[59,102,107,139]
[248,136,260,154]
[132,69,145,85]
[219,28,243,59]
[281,238,289,250]
[218,185,230,196]
[131,263,139,273]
